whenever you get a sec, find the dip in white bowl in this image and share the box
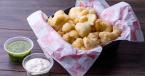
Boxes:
[22,53,54,76]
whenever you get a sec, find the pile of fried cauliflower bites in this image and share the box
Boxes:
[48,7,122,50]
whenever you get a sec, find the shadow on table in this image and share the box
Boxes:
[86,40,122,75]
[86,40,145,76]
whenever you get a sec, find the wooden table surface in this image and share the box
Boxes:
[0,0,145,76]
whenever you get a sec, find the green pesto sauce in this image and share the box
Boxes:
[7,41,31,53]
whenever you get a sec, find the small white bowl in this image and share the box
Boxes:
[22,53,54,76]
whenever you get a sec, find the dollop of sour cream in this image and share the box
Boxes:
[25,58,51,75]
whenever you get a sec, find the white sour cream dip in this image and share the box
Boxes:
[25,58,51,75]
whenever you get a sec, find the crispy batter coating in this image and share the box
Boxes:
[95,19,112,32]
[99,27,121,44]
[72,38,84,49]
[62,23,75,32]
[83,32,100,49]
[87,14,97,25]
[79,15,88,23]
[63,33,74,43]
[75,22,92,37]
[69,30,80,39]
[48,10,69,31]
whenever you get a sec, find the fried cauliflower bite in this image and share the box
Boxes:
[79,15,88,23]
[63,33,74,43]
[88,32,99,39]
[53,10,69,25]
[48,10,69,31]
[99,27,122,44]
[68,19,75,24]
[83,32,100,49]
[87,14,97,25]
[75,22,92,37]
[69,30,80,39]
[69,7,86,21]
[79,13,97,24]
[69,7,97,24]
[62,30,80,43]
[80,8,96,16]
[80,9,89,16]
[62,23,75,32]
[48,16,62,31]
[72,38,84,49]
[99,32,112,44]
[94,19,102,31]
[101,21,112,32]
[110,27,122,40]
[95,19,112,32]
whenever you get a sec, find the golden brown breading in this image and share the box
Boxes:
[75,22,92,37]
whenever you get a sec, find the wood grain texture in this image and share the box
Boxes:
[0,0,144,76]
